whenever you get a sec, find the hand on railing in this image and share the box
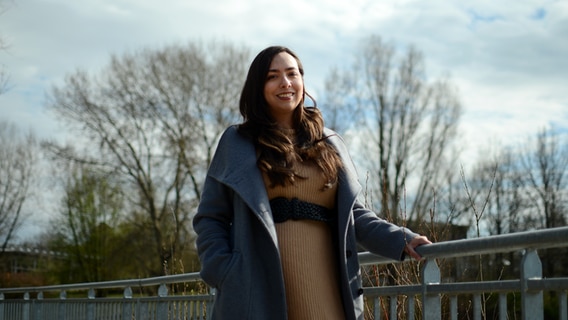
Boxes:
[404,235,431,260]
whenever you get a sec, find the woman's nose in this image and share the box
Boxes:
[280,76,292,87]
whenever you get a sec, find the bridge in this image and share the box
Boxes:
[1,226,567,319]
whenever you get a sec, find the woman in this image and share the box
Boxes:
[193,46,431,320]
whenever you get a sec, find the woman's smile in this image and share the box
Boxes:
[264,52,304,128]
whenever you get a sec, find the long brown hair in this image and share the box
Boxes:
[238,46,342,188]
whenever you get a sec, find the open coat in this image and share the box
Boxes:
[193,125,418,320]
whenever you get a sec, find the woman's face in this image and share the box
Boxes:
[263,52,304,128]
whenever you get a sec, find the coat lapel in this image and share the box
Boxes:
[324,129,362,227]
[207,126,279,245]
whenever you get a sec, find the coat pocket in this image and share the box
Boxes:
[212,250,253,319]
[217,250,242,288]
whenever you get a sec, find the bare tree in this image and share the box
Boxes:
[322,37,463,316]
[43,41,250,276]
[468,148,526,236]
[466,128,568,280]
[321,66,359,134]
[519,127,568,230]
[0,121,38,253]
[0,0,13,94]
[322,35,462,226]
[460,146,528,294]
[519,128,568,278]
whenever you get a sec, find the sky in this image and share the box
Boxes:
[1,0,568,239]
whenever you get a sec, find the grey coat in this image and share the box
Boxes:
[193,125,418,320]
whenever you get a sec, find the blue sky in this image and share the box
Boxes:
[1,0,567,238]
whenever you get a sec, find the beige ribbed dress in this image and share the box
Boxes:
[263,158,346,320]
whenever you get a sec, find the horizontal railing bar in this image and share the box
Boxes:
[363,278,568,297]
[428,280,520,294]
[360,226,568,265]
[0,272,204,295]
[358,253,394,266]
[3,295,213,304]
[364,284,422,296]
[528,278,568,291]
[26,295,213,302]
[364,280,520,296]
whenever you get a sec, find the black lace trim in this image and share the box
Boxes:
[269,197,335,224]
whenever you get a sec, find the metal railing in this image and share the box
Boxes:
[1,226,568,320]
[359,226,568,320]
[0,272,213,320]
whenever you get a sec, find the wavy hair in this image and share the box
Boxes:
[238,46,342,188]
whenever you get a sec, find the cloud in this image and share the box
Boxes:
[2,0,568,238]
[2,0,566,143]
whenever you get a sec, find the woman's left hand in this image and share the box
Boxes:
[404,235,432,260]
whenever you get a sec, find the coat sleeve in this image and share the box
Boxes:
[192,174,235,288]
[352,198,419,261]
[326,128,420,261]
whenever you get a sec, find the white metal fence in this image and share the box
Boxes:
[0,272,213,320]
[359,226,568,319]
[1,226,568,320]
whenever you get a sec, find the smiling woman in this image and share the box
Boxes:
[263,52,304,128]
[192,45,431,320]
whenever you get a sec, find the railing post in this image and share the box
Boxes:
[59,290,67,320]
[473,294,481,320]
[559,291,567,320]
[498,293,507,320]
[0,293,4,320]
[206,287,216,320]
[421,259,441,320]
[373,296,382,320]
[521,249,543,320]
[390,295,397,319]
[87,288,95,320]
[35,292,44,320]
[408,295,415,319]
[157,284,168,320]
[23,292,30,320]
[123,287,133,319]
[449,295,458,320]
